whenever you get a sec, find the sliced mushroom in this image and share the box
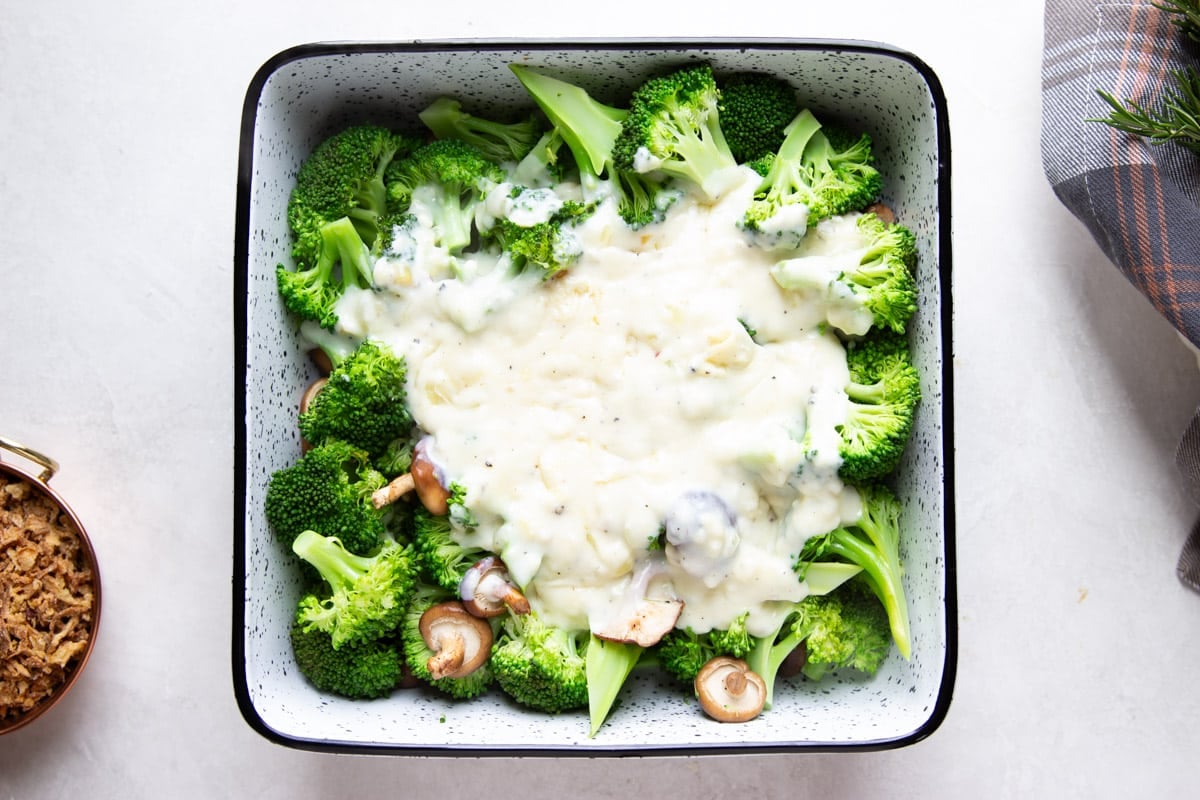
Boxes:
[298,378,329,453]
[459,556,530,618]
[370,437,452,514]
[592,559,683,648]
[309,348,334,376]
[778,642,808,680]
[418,601,493,680]
[865,202,896,225]
[299,377,328,416]
[695,656,767,723]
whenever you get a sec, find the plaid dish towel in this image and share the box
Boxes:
[1041,0,1200,590]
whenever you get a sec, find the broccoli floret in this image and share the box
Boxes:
[401,584,495,699]
[410,506,487,592]
[611,64,740,201]
[655,613,752,686]
[744,579,892,708]
[510,128,570,187]
[491,197,594,278]
[278,125,420,329]
[770,212,918,336]
[374,434,415,478]
[289,622,403,699]
[291,529,418,650]
[835,329,921,482]
[794,482,913,663]
[717,72,801,164]
[510,64,677,229]
[298,339,413,457]
[490,612,589,713]
[796,581,892,681]
[287,124,419,263]
[418,96,544,165]
[384,138,505,255]
[742,110,882,248]
[808,126,884,217]
[275,217,375,330]
[263,439,388,555]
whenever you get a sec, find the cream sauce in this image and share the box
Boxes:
[334,167,867,637]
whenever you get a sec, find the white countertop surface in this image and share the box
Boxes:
[3,1,1200,797]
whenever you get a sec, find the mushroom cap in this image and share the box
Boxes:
[592,558,684,647]
[418,601,493,679]
[694,656,767,723]
[412,439,450,516]
[299,377,328,416]
[298,378,329,452]
[459,556,531,618]
[593,598,683,648]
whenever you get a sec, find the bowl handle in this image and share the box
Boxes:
[0,435,59,483]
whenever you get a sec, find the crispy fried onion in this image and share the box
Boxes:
[1,476,94,724]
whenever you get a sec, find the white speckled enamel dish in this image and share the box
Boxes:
[233,39,955,756]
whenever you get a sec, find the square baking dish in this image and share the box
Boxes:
[233,38,954,755]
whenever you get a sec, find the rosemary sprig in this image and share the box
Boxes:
[1153,0,1200,46]
[1091,67,1200,153]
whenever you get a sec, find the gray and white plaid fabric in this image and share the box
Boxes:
[1041,0,1200,589]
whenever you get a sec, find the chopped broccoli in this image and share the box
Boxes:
[374,434,415,478]
[291,529,418,650]
[834,329,921,482]
[263,439,388,555]
[717,72,801,164]
[490,612,589,713]
[491,197,594,278]
[418,96,544,164]
[410,506,487,593]
[289,622,404,700]
[287,124,420,264]
[275,217,374,330]
[298,339,413,457]
[401,584,495,699]
[510,64,678,228]
[510,127,570,187]
[770,212,918,336]
[384,138,505,255]
[794,482,913,662]
[796,581,892,681]
[741,110,882,248]
[744,579,892,708]
[278,125,420,328]
[611,64,740,200]
[655,613,752,686]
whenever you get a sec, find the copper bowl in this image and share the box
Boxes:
[0,436,102,736]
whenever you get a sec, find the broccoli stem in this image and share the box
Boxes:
[509,64,626,178]
[585,635,642,737]
[316,216,375,288]
[292,529,375,592]
[825,531,911,660]
[744,625,805,710]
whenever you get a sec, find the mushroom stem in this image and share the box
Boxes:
[426,631,466,680]
[418,601,494,680]
[367,439,453,515]
[724,669,748,697]
[371,473,415,509]
[459,556,531,618]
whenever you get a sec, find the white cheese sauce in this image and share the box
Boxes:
[335,167,868,638]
